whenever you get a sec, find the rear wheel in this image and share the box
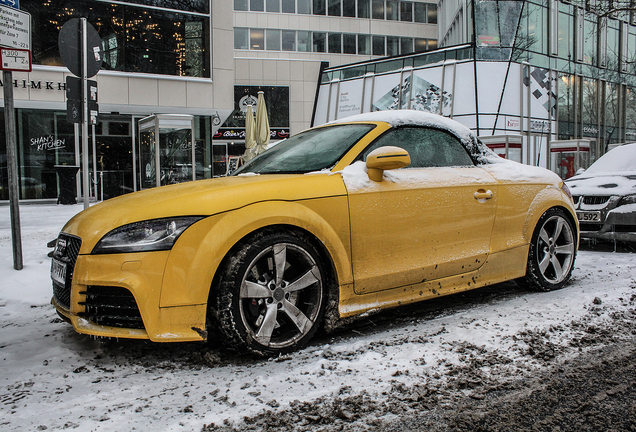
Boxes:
[519,208,577,291]
[213,230,327,356]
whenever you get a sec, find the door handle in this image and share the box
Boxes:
[474,190,493,200]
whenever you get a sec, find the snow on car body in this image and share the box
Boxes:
[50,111,578,355]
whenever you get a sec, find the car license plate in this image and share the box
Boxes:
[51,259,67,286]
[576,211,601,222]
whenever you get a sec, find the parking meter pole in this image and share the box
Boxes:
[81,18,90,210]
[3,70,23,270]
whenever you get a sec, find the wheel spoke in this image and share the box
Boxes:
[555,243,575,256]
[552,218,564,241]
[539,252,551,274]
[550,255,564,281]
[539,227,551,245]
[254,303,278,346]
[240,280,270,299]
[281,299,312,334]
[286,265,321,293]
[273,244,287,285]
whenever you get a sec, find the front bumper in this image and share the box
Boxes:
[576,196,636,242]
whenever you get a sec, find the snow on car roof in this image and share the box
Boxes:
[585,142,636,175]
[327,110,475,141]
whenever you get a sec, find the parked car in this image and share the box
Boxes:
[51,111,578,355]
[565,143,636,243]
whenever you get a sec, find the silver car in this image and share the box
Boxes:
[566,143,636,242]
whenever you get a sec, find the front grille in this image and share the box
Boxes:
[582,196,611,206]
[579,223,603,232]
[615,225,636,233]
[52,234,82,310]
[79,286,145,329]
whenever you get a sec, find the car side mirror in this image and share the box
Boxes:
[366,146,411,182]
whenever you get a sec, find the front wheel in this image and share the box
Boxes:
[213,230,327,356]
[518,208,577,291]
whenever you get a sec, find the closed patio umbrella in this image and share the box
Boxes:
[243,104,257,162]
[254,91,270,156]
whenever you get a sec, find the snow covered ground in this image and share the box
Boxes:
[1,203,635,431]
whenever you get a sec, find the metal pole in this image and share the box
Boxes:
[92,123,97,200]
[3,70,23,270]
[81,18,90,209]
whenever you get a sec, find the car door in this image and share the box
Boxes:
[346,126,498,295]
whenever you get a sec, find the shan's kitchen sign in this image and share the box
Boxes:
[0,78,66,90]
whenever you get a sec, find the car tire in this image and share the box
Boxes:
[213,229,327,356]
[518,207,577,292]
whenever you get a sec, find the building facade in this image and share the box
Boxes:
[314,0,636,179]
[0,0,438,202]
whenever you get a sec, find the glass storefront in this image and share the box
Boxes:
[22,0,210,77]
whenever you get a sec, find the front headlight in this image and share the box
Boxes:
[618,194,636,206]
[92,217,204,254]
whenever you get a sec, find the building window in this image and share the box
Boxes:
[235,0,248,11]
[427,2,437,23]
[358,0,370,18]
[387,36,399,55]
[266,29,281,50]
[328,0,341,16]
[267,0,280,12]
[298,31,311,51]
[414,37,427,52]
[358,34,371,54]
[234,28,249,49]
[251,28,265,50]
[329,33,342,53]
[313,32,326,52]
[373,35,385,55]
[414,2,427,22]
[282,30,296,50]
[343,33,357,53]
[298,0,312,13]
[282,0,295,12]
[372,0,384,19]
[251,0,265,11]
[400,1,412,21]
[401,37,413,54]
[314,0,326,15]
[386,0,398,20]
[343,0,356,17]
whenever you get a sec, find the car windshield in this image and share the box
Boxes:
[233,124,376,174]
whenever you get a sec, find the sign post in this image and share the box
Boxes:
[58,18,102,210]
[0,3,29,271]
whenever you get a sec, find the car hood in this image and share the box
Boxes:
[61,173,347,243]
[565,172,636,196]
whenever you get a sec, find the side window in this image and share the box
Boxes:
[361,127,474,168]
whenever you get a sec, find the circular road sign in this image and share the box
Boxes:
[58,18,103,78]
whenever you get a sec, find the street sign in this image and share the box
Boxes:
[0,47,30,71]
[0,0,19,9]
[0,5,30,50]
[66,76,97,101]
[58,18,102,78]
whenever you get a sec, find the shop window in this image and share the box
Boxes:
[282,0,295,12]
[343,0,356,17]
[358,0,370,18]
[235,28,249,49]
[282,30,296,51]
[23,0,211,78]
[343,34,357,54]
[400,2,412,21]
[251,28,265,50]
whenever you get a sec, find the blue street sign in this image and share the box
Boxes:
[0,0,19,9]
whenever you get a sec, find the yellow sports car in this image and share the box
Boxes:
[51,111,578,355]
